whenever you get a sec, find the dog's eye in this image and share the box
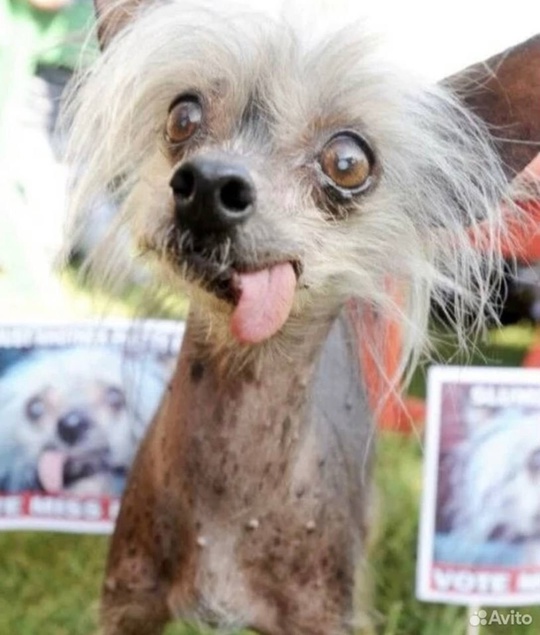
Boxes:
[166,95,202,145]
[320,133,373,192]
[528,448,540,475]
[105,386,126,411]
[26,396,46,422]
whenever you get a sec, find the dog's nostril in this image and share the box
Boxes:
[58,410,90,446]
[219,177,254,213]
[173,159,255,234]
[171,166,196,200]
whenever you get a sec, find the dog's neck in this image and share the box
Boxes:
[166,305,340,509]
[184,300,340,375]
[178,303,338,400]
[138,304,368,629]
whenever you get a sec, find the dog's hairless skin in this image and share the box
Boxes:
[104,308,372,634]
[66,2,540,631]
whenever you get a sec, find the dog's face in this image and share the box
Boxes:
[137,31,391,345]
[0,349,156,494]
[20,369,130,493]
[67,2,539,361]
[452,415,540,542]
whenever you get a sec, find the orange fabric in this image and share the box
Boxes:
[353,155,540,433]
[358,299,424,432]
[475,155,540,261]
[501,200,540,261]
[348,288,416,432]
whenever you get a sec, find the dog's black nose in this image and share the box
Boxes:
[170,158,255,235]
[58,410,91,446]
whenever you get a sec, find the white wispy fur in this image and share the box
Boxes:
[449,412,540,547]
[63,0,515,384]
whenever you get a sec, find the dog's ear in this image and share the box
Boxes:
[444,34,540,180]
[94,0,149,49]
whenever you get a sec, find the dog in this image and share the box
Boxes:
[63,1,540,632]
[440,410,540,566]
[0,347,168,496]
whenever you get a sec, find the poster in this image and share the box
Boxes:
[0,320,182,534]
[417,366,540,606]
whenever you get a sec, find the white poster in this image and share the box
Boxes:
[417,366,540,606]
[0,320,182,534]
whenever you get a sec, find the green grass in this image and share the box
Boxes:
[2,433,540,634]
[371,435,540,635]
[0,532,211,634]
[407,323,534,398]
[2,251,540,633]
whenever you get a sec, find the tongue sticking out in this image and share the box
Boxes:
[231,262,297,344]
[37,450,65,493]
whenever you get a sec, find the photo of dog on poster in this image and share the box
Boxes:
[0,343,174,497]
[439,403,540,567]
[453,408,540,565]
[417,366,540,605]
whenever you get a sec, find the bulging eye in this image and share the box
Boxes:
[166,95,202,145]
[105,386,126,412]
[26,396,46,422]
[528,448,540,475]
[319,132,374,192]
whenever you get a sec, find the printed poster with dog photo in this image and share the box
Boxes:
[0,320,182,534]
[417,366,540,606]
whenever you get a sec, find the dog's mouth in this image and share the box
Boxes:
[180,242,302,344]
[229,261,301,344]
[37,447,124,494]
[488,523,540,543]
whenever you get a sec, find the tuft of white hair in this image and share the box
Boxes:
[63,0,523,386]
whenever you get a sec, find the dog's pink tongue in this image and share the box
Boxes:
[37,450,65,493]
[231,263,296,343]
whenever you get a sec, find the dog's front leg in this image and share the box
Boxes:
[101,403,196,635]
[102,588,168,635]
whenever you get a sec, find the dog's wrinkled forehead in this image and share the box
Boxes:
[101,6,392,151]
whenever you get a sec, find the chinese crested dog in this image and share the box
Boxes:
[64,0,539,632]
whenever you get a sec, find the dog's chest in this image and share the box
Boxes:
[166,354,354,618]
[180,427,355,629]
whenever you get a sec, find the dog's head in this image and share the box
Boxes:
[450,414,540,542]
[0,348,167,494]
[65,1,540,365]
